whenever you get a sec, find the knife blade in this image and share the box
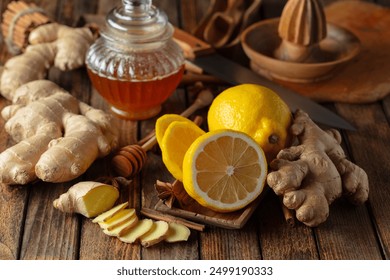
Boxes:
[174,28,355,131]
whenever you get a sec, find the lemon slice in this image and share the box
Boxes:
[183,129,267,212]
[161,120,205,181]
[155,114,195,147]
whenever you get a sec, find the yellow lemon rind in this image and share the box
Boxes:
[155,114,195,148]
[207,84,292,163]
[161,120,205,181]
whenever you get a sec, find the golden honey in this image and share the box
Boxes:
[87,66,184,120]
[85,0,184,120]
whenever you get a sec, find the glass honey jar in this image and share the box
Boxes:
[85,0,184,120]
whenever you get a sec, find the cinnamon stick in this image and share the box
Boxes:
[279,197,295,227]
[140,208,205,232]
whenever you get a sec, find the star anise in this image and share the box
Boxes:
[155,180,176,208]
[155,179,201,211]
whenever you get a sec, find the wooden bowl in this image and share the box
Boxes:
[241,18,361,83]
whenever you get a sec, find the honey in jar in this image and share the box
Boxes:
[85,0,184,120]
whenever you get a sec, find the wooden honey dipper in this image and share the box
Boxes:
[111,88,215,178]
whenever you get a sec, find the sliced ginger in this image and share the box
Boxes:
[119,219,154,244]
[98,208,136,230]
[53,181,119,218]
[165,222,191,243]
[103,214,139,237]
[93,203,192,247]
[140,221,169,247]
[92,202,128,223]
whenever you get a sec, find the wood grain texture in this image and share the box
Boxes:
[20,182,79,260]
[257,192,319,260]
[79,218,141,260]
[200,219,261,260]
[315,199,382,259]
[335,102,390,259]
[179,0,196,31]
[96,0,119,15]
[0,184,29,259]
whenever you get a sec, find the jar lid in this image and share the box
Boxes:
[103,0,172,44]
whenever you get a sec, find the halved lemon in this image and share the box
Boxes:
[182,129,267,212]
[161,120,205,181]
[155,114,195,147]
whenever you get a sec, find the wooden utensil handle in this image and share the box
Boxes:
[173,27,215,58]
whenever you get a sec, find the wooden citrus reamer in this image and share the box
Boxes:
[274,0,327,63]
[111,87,214,178]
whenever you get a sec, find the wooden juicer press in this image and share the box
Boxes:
[241,0,361,83]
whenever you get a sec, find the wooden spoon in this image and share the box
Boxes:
[203,0,246,48]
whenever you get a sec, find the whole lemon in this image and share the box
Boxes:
[207,84,292,162]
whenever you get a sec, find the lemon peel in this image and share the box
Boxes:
[160,120,205,181]
[207,84,292,162]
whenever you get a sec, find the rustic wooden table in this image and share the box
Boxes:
[0,0,389,260]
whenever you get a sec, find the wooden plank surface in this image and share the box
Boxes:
[0,183,28,260]
[0,0,389,261]
[334,102,390,259]
[257,192,319,260]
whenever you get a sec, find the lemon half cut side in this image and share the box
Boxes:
[183,129,268,212]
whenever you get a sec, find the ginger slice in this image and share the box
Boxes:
[165,222,191,243]
[103,214,138,237]
[119,219,154,244]
[53,181,119,218]
[92,202,128,223]
[98,208,136,230]
[140,220,169,247]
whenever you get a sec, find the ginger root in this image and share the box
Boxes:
[35,113,113,182]
[0,134,55,184]
[53,181,120,218]
[0,23,95,100]
[28,23,95,71]
[0,20,117,185]
[267,110,369,227]
[0,81,119,185]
